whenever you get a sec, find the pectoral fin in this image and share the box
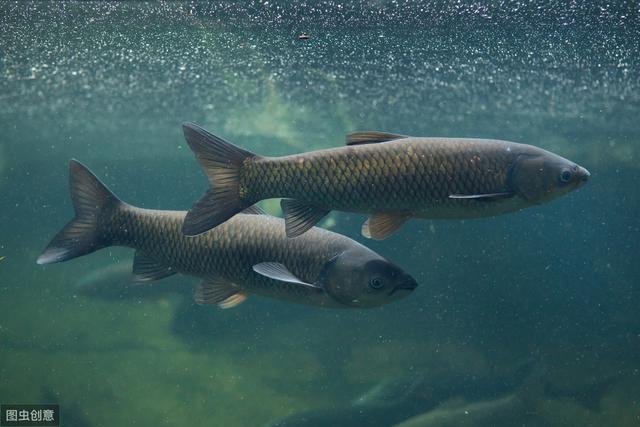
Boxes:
[448,192,514,200]
[195,278,247,309]
[132,251,176,282]
[362,212,412,240]
[253,262,321,289]
[280,199,330,238]
[346,131,408,145]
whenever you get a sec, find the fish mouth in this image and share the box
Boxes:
[578,166,590,183]
[389,278,418,296]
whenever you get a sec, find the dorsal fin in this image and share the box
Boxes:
[280,199,330,238]
[346,131,408,146]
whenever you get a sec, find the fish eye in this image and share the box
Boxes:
[369,277,384,289]
[559,170,572,183]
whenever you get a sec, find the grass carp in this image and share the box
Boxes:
[181,123,589,240]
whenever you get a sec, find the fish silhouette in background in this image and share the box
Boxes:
[265,360,535,427]
[266,362,621,427]
[74,261,191,301]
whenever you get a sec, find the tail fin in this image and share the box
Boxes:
[181,122,258,236]
[37,160,122,265]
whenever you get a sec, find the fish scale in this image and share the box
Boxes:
[245,138,512,213]
[103,207,348,302]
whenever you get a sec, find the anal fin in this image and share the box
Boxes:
[362,212,412,240]
[280,199,330,238]
[132,251,176,282]
[218,293,248,309]
[195,278,247,309]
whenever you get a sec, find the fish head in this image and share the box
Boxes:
[320,247,418,308]
[510,147,590,203]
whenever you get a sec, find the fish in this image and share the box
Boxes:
[264,359,535,427]
[391,394,531,427]
[74,262,133,292]
[342,362,620,427]
[180,123,590,239]
[265,375,426,427]
[36,160,417,309]
[74,261,190,301]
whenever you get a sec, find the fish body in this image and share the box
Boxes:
[103,208,354,307]
[392,394,527,427]
[74,262,134,298]
[181,124,589,239]
[75,262,133,288]
[74,261,191,300]
[37,160,416,309]
[246,138,521,216]
[265,405,408,427]
[266,375,429,427]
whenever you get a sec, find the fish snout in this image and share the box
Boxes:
[576,166,590,185]
[578,166,591,182]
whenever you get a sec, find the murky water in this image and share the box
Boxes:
[1,1,639,426]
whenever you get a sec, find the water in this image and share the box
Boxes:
[1,1,638,425]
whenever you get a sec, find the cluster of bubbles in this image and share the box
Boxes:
[0,1,637,161]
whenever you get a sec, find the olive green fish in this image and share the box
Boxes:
[181,123,590,239]
[37,160,417,309]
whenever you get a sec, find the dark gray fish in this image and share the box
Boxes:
[392,368,622,427]
[74,261,190,301]
[180,123,590,239]
[265,375,427,427]
[37,160,416,309]
[265,405,408,427]
[392,394,530,427]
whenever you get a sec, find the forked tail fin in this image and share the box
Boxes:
[181,122,259,236]
[37,160,123,265]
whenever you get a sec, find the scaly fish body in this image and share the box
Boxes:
[38,160,417,309]
[244,138,522,218]
[107,207,353,307]
[181,124,589,239]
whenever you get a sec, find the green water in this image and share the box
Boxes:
[1,1,639,426]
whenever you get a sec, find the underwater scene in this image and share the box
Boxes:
[1,1,639,426]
